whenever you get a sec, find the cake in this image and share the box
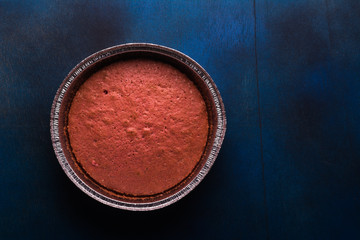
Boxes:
[67,58,209,196]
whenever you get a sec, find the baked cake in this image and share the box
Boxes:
[67,59,209,196]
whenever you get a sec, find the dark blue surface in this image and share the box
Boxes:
[1,0,360,239]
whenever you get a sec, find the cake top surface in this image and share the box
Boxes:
[67,58,209,196]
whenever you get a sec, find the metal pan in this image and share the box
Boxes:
[50,43,226,211]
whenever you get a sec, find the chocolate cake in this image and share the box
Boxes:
[67,59,209,196]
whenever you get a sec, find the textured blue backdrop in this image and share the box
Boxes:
[1,0,360,239]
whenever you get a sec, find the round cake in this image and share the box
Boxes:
[67,58,209,196]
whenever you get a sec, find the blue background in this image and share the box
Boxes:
[1,0,360,239]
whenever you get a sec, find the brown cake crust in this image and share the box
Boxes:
[67,59,209,196]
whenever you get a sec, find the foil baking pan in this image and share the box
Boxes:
[50,43,226,211]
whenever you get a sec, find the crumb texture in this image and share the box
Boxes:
[67,59,209,196]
